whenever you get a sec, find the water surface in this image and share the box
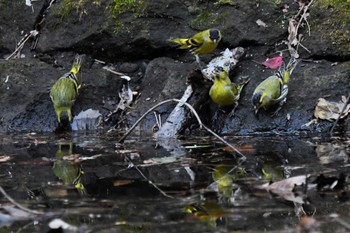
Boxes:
[0,131,349,232]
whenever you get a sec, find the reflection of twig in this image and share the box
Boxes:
[330,93,350,136]
[15,221,34,233]
[0,186,44,215]
[331,215,350,230]
[118,99,246,159]
[125,156,173,199]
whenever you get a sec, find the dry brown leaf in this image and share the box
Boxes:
[314,98,350,122]
[315,143,348,164]
[288,19,298,46]
[257,175,308,203]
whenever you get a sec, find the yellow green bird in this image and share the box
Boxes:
[171,28,222,55]
[252,57,298,115]
[209,69,249,108]
[50,54,85,123]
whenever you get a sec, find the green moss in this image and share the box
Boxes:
[108,0,147,34]
[313,0,350,51]
[55,0,102,18]
[190,10,220,30]
[214,0,235,6]
[56,0,75,18]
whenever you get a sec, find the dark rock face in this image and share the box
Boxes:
[0,0,349,135]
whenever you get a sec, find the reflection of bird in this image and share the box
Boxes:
[209,69,249,108]
[184,201,226,227]
[50,54,85,123]
[171,29,221,55]
[212,164,245,198]
[261,162,284,182]
[52,143,86,194]
[252,57,298,115]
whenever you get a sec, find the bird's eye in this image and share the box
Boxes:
[252,93,262,105]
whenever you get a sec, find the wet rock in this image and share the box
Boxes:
[119,62,140,73]
[0,0,349,134]
[126,57,193,131]
[0,55,123,132]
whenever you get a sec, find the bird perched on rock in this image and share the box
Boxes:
[171,29,222,67]
[209,69,249,109]
[50,54,85,123]
[252,57,298,115]
[171,28,222,55]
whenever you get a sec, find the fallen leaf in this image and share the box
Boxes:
[256,19,267,27]
[0,155,10,162]
[257,175,309,203]
[49,218,79,231]
[261,56,283,69]
[297,216,320,233]
[288,18,298,46]
[314,98,350,122]
[113,180,134,187]
[315,143,348,164]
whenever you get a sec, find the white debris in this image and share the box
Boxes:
[71,109,102,131]
[201,47,244,80]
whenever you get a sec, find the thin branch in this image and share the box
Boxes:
[118,99,246,159]
[330,93,350,136]
[103,67,131,81]
[5,30,38,60]
[0,186,44,215]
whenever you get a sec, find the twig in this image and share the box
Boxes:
[103,67,131,81]
[330,93,350,136]
[0,186,44,215]
[295,0,314,36]
[118,99,246,159]
[5,30,39,60]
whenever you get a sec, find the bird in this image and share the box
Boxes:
[50,54,85,123]
[171,29,222,67]
[209,69,249,108]
[252,57,298,115]
[171,28,222,55]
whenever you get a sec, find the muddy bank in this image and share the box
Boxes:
[0,0,349,135]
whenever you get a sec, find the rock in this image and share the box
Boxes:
[119,62,139,73]
[0,55,124,132]
[126,57,193,131]
[0,0,349,135]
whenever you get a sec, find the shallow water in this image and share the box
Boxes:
[0,131,349,232]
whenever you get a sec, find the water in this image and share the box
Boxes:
[0,131,349,232]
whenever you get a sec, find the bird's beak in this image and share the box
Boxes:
[213,39,217,44]
[254,106,260,115]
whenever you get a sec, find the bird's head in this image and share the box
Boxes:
[252,92,263,114]
[213,67,227,81]
[209,29,221,44]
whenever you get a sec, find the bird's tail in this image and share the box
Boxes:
[283,57,299,84]
[171,38,193,49]
[276,57,298,84]
[70,54,85,75]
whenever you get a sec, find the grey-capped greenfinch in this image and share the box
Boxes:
[50,54,85,123]
[252,57,298,115]
[209,69,249,108]
[171,28,222,55]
